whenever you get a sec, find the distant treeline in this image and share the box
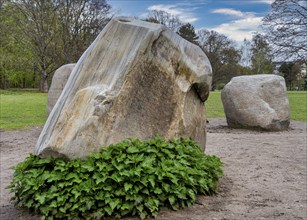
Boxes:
[1,0,306,91]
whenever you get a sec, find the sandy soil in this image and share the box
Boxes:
[1,118,306,220]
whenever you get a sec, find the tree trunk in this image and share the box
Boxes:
[3,73,8,89]
[33,65,38,88]
[0,71,3,89]
[0,70,8,89]
[39,70,49,92]
[22,77,26,88]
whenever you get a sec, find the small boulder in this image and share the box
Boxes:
[221,74,290,131]
[47,64,75,115]
[35,17,212,159]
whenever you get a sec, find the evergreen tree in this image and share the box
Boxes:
[177,23,199,45]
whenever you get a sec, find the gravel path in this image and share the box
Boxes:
[1,119,306,219]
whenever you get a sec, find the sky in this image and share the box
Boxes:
[108,0,274,44]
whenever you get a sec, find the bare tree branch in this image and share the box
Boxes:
[262,0,307,63]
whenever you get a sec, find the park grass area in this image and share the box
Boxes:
[206,91,225,118]
[0,89,47,130]
[0,90,306,130]
[206,91,307,121]
[288,91,307,121]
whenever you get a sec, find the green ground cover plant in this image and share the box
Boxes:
[0,89,47,130]
[8,137,223,220]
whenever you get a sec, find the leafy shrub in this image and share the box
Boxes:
[9,137,223,219]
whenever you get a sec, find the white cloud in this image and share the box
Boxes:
[212,8,244,17]
[212,16,263,42]
[148,4,198,23]
[250,0,274,4]
[208,7,264,42]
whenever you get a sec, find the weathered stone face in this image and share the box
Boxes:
[221,74,290,131]
[47,64,75,115]
[35,17,212,159]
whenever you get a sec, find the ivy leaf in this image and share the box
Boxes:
[122,202,132,209]
[109,199,120,210]
[65,173,82,183]
[153,188,162,194]
[93,173,106,184]
[141,157,155,168]
[168,195,176,205]
[139,212,147,220]
[97,163,106,171]
[124,183,133,192]
[126,146,139,153]
[86,200,94,210]
[113,162,125,171]
[136,204,144,213]
[25,199,34,208]
[59,207,66,213]
[94,191,105,200]
[71,189,81,199]
[110,173,123,183]
[71,203,79,210]
[34,157,51,165]
[133,166,142,177]
[104,206,112,216]
[162,183,170,192]
[187,189,196,200]
[81,162,95,172]
[148,176,155,188]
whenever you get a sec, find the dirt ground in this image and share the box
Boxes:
[1,118,306,220]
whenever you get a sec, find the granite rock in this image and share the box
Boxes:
[221,74,290,131]
[47,64,75,115]
[35,17,212,159]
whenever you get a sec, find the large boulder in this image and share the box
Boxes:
[221,74,290,131]
[35,17,212,159]
[47,64,76,115]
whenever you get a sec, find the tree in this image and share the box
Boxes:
[198,29,241,89]
[57,0,111,64]
[262,0,307,63]
[0,1,34,89]
[145,10,182,31]
[240,38,252,67]
[251,34,274,75]
[10,0,65,92]
[279,62,302,90]
[177,23,199,45]
[9,0,111,92]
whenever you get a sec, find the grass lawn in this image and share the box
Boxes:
[206,91,225,118]
[0,89,47,130]
[206,91,307,121]
[0,89,306,130]
[287,91,307,121]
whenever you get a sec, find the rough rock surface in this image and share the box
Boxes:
[35,17,212,159]
[221,74,290,131]
[46,64,75,115]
